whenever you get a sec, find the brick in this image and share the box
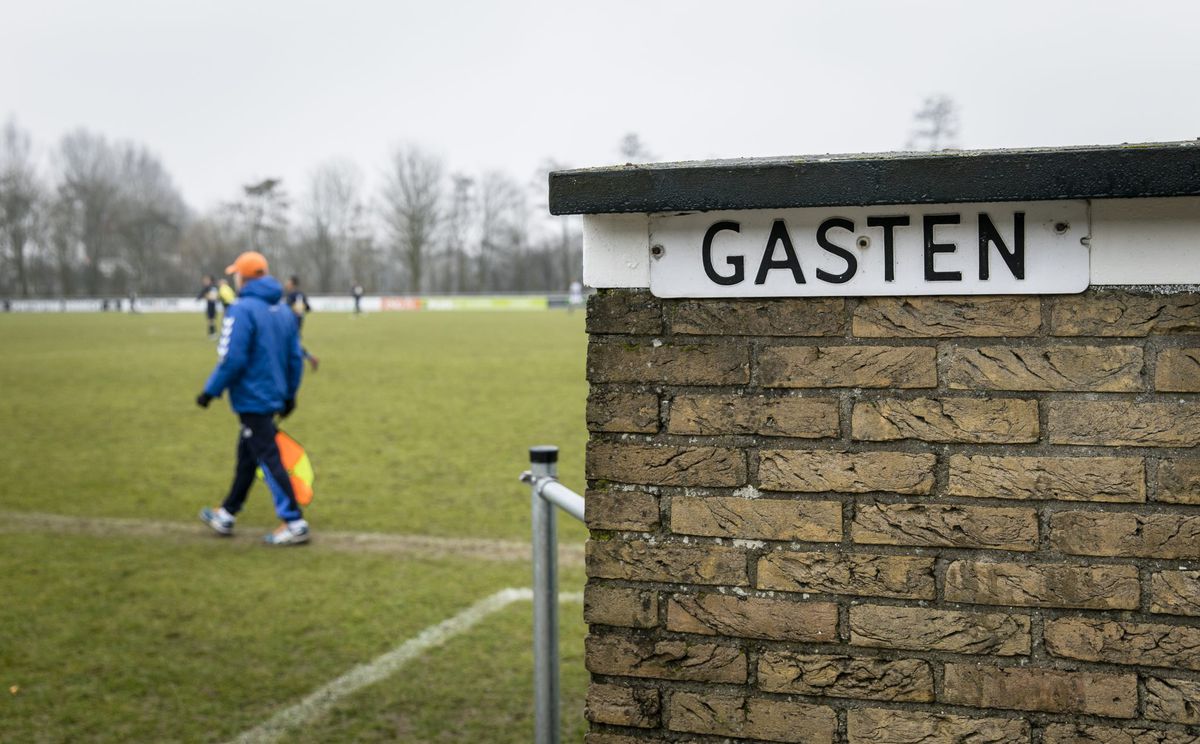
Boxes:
[1045,617,1200,671]
[587,442,745,487]
[666,592,838,642]
[585,489,659,531]
[853,397,1038,443]
[1158,459,1200,504]
[759,450,935,494]
[668,691,836,743]
[586,682,660,728]
[759,345,936,388]
[758,651,934,702]
[942,663,1136,717]
[852,502,1038,551]
[587,539,748,586]
[757,551,935,599]
[1051,292,1200,337]
[1050,511,1200,559]
[1044,724,1200,744]
[948,455,1146,503]
[1146,677,1200,725]
[945,344,1143,392]
[585,633,746,683]
[944,560,1139,610]
[587,388,659,433]
[849,604,1031,656]
[1157,348,1200,392]
[584,584,658,628]
[668,393,838,438]
[669,297,845,337]
[587,289,662,335]
[587,340,749,385]
[670,495,841,542]
[853,297,1041,337]
[847,708,1029,744]
[1150,571,1200,616]
[1048,401,1200,447]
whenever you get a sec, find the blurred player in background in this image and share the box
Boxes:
[568,278,583,313]
[352,281,364,315]
[196,275,219,338]
[218,278,236,312]
[285,275,319,372]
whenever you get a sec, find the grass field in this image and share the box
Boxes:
[0,310,590,742]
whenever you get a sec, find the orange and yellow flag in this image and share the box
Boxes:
[256,430,315,506]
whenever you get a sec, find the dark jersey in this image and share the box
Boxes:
[198,285,219,316]
[286,290,311,329]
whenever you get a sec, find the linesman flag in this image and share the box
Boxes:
[256,430,315,506]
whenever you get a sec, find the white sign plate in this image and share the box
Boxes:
[648,201,1089,297]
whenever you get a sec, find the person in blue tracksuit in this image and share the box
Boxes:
[195,251,309,546]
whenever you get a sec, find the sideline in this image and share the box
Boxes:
[0,510,585,565]
[227,587,584,744]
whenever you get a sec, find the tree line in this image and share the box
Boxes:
[0,118,584,298]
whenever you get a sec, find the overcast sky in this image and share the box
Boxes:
[4,0,1199,212]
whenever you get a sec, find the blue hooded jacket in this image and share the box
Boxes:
[203,276,304,414]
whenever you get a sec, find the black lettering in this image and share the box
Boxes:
[702,221,743,285]
[978,212,1025,280]
[754,219,806,285]
[923,214,962,281]
[815,217,857,284]
[867,215,909,282]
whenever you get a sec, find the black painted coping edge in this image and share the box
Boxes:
[548,141,1200,215]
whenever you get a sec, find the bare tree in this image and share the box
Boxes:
[0,118,42,296]
[297,160,365,292]
[346,232,382,293]
[180,211,241,282]
[442,173,474,292]
[476,170,524,291]
[44,194,80,296]
[381,146,443,293]
[532,158,578,290]
[618,132,655,163]
[907,95,960,151]
[56,130,124,294]
[116,145,187,293]
[225,178,290,261]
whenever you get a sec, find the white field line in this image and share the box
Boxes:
[0,510,584,565]
[227,588,584,744]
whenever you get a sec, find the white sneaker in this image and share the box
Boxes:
[199,507,234,536]
[263,520,309,546]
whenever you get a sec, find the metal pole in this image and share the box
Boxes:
[529,445,560,744]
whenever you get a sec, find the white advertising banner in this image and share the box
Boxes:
[3,294,557,313]
[648,201,1090,298]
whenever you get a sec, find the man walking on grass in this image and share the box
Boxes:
[195,251,310,546]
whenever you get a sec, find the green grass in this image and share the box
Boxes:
[292,604,589,743]
[0,312,588,540]
[0,311,591,742]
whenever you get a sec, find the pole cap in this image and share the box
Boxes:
[529,446,559,464]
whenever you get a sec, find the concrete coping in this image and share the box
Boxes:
[549,141,1200,216]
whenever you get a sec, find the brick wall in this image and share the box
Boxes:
[582,289,1200,744]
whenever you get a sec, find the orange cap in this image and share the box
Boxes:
[225,251,269,279]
